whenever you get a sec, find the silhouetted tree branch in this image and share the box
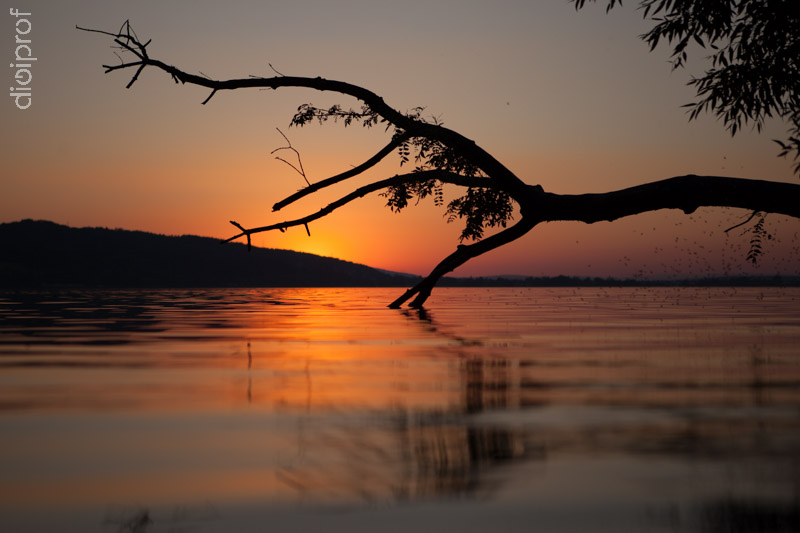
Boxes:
[392,175,800,307]
[225,169,492,245]
[272,130,413,211]
[390,215,539,308]
[533,175,800,223]
[82,21,800,307]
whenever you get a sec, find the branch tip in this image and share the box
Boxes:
[125,64,146,89]
[201,89,217,105]
[272,128,311,186]
[268,63,285,77]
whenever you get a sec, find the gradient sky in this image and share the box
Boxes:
[3,0,799,278]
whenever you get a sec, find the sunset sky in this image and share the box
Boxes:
[3,0,799,278]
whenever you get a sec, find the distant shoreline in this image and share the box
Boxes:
[3,219,798,289]
[437,275,800,288]
[4,276,799,290]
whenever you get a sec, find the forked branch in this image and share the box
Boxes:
[273,131,413,211]
[272,128,310,187]
[225,170,491,244]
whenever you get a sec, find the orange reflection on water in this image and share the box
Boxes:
[1,288,799,531]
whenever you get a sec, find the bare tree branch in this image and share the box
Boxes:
[273,131,413,211]
[531,175,800,223]
[390,215,538,308]
[393,175,800,307]
[225,170,490,244]
[77,23,530,199]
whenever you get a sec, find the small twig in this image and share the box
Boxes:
[103,61,143,74]
[274,156,305,178]
[123,20,140,43]
[201,89,217,105]
[268,63,285,76]
[75,25,123,38]
[229,220,251,251]
[271,128,311,186]
[724,210,761,233]
[126,64,146,89]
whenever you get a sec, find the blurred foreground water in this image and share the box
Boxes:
[1,287,799,532]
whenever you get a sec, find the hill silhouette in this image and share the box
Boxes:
[0,220,419,288]
[3,220,796,289]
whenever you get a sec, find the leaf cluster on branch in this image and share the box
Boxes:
[290,103,383,128]
[446,188,515,242]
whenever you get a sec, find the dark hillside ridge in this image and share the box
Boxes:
[3,220,797,289]
[0,220,419,288]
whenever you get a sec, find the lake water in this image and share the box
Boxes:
[1,287,799,532]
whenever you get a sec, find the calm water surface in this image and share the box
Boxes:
[1,287,799,532]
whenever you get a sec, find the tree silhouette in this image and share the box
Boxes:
[80,18,800,308]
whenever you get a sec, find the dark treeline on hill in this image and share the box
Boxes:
[0,220,418,288]
[2,220,797,289]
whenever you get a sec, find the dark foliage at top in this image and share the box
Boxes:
[575,0,800,173]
